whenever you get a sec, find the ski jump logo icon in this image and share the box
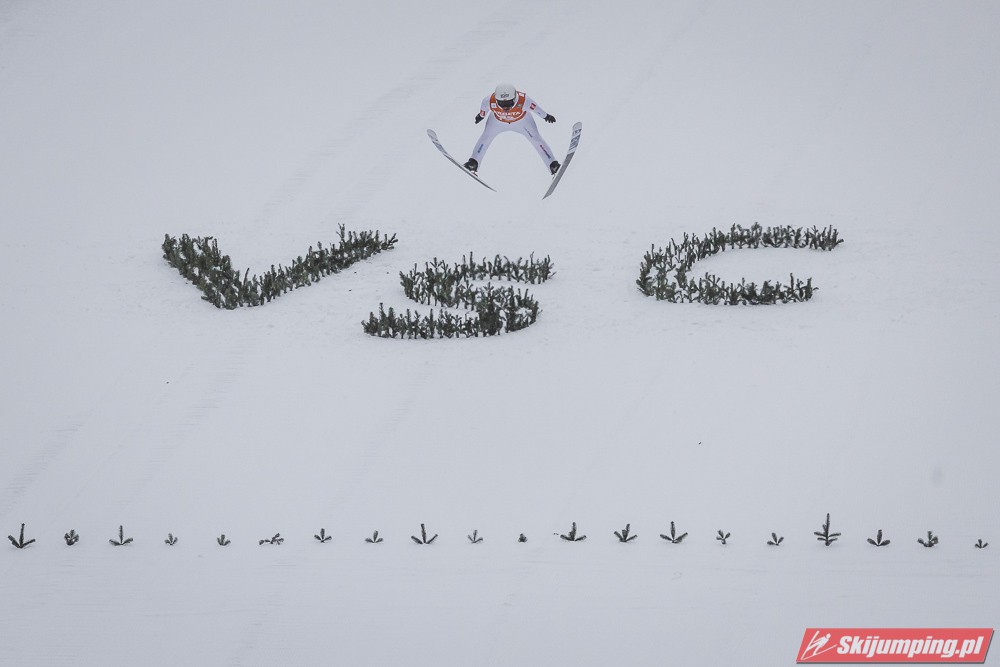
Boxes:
[800,630,837,662]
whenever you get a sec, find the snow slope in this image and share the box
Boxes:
[2,1,999,664]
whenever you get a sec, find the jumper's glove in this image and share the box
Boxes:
[544,114,556,123]
[474,113,484,124]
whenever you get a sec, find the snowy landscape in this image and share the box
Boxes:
[2,1,999,664]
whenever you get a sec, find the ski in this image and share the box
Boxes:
[542,121,582,200]
[426,129,496,192]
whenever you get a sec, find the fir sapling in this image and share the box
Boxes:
[767,533,784,546]
[109,525,134,546]
[314,528,332,543]
[411,524,437,545]
[164,533,178,546]
[8,523,35,549]
[615,524,638,543]
[814,513,840,546]
[918,531,939,548]
[518,533,528,543]
[716,530,731,545]
[64,529,80,546]
[660,521,688,544]
[974,539,988,549]
[365,531,383,544]
[259,533,283,545]
[558,522,586,542]
[867,529,890,547]
[217,534,231,546]
[467,530,483,544]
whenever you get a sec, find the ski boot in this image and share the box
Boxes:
[463,158,479,173]
[549,160,561,175]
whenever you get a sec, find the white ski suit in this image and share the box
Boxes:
[468,91,556,169]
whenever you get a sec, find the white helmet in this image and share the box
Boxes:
[494,83,517,108]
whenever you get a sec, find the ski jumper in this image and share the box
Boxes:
[469,92,556,169]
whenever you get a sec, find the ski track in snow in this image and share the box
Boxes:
[0,326,258,523]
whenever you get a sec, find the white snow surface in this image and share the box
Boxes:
[2,1,999,665]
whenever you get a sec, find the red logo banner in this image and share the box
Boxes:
[798,628,993,663]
